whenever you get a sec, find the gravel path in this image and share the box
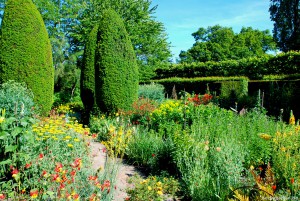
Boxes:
[90,141,141,201]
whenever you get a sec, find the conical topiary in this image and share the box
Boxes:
[0,0,54,115]
[95,9,139,113]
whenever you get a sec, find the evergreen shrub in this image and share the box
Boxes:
[0,0,54,115]
[80,25,98,114]
[95,9,138,113]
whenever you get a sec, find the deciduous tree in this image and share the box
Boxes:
[269,0,300,51]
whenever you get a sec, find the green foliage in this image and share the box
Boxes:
[95,9,138,114]
[0,81,35,117]
[126,175,180,201]
[179,25,276,63]
[157,51,300,80]
[269,0,300,51]
[138,83,165,102]
[0,0,54,115]
[80,25,98,114]
[76,0,171,82]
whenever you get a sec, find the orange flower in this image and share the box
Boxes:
[0,193,5,200]
[25,162,32,169]
[291,178,295,184]
[71,158,82,170]
[88,176,98,181]
[89,193,97,201]
[30,189,38,199]
[55,163,63,172]
[272,185,277,191]
[52,174,61,182]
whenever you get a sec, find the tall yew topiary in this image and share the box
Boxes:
[95,9,139,113]
[0,0,54,115]
[80,25,98,116]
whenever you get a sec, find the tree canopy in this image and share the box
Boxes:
[179,25,276,63]
[269,0,300,51]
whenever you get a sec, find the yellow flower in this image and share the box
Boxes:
[74,138,80,142]
[157,181,162,186]
[67,144,73,148]
[157,190,163,195]
[148,186,152,191]
[289,110,296,125]
[0,116,5,124]
[258,133,272,140]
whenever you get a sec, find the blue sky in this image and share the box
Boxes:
[150,0,274,61]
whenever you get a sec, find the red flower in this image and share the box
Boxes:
[92,133,97,139]
[0,193,5,200]
[30,189,39,199]
[272,185,277,191]
[291,178,295,184]
[39,153,44,159]
[70,170,76,177]
[11,168,19,177]
[71,158,82,170]
[89,193,97,201]
[55,163,63,172]
[41,170,47,177]
[88,176,97,181]
[152,153,156,157]
[25,162,32,169]
[59,183,66,190]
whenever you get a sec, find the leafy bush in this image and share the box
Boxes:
[0,80,35,117]
[138,83,165,102]
[0,0,54,115]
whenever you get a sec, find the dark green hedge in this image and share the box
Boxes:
[152,76,249,98]
[0,0,54,115]
[155,51,300,80]
[80,25,98,114]
[95,9,139,113]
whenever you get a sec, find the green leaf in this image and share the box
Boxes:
[11,127,23,137]
[5,145,17,153]
[0,159,12,165]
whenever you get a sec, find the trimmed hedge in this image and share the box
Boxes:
[155,51,300,80]
[0,0,54,115]
[95,9,139,113]
[152,76,249,98]
[80,25,98,114]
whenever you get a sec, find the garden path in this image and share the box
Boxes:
[90,141,141,201]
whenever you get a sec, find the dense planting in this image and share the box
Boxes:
[89,90,300,200]
[0,0,54,115]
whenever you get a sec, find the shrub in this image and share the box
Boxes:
[0,0,54,115]
[138,83,165,102]
[80,25,98,115]
[95,9,139,114]
[0,80,35,117]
